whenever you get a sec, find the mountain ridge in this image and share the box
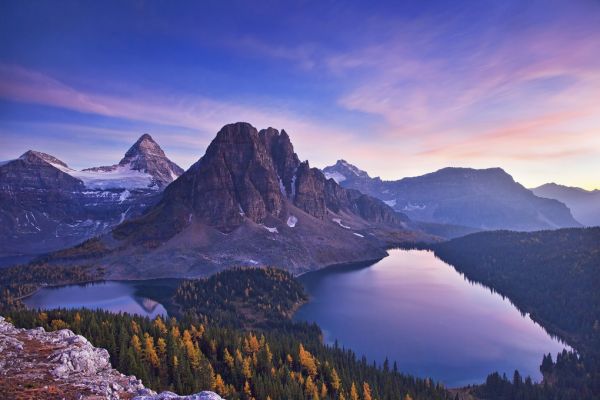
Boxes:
[47,122,430,278]
[323,160,581,231]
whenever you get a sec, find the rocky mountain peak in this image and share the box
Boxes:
[121,134,165,163]
[323,159,370,183]
[161,122,290,231]
[116,122,407,242]
[19,150,70,169]
[82,134,184,189]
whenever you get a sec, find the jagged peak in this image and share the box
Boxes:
[323,159,370,181]
[121,133,166,162]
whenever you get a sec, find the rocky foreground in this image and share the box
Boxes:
[0,316,223,400]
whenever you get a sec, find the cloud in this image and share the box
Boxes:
[320,8,600,168]
[0,63,359,169]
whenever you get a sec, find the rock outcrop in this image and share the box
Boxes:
[0,316,223,400]
[0,315,152,399]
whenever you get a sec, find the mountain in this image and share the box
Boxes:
[323,160,581,231]
[0,135,183,265]
[51,122,429,278]
[532,183,600,227]
[78,133,184,189]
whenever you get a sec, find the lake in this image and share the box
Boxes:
[22,250,568,387]
[23,280,173,319]
[294,249,568,387]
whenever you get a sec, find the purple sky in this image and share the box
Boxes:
[1,1,599,189]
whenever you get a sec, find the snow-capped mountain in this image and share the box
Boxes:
[50,134,184,190]
[0,135,183,265]
[322,160,581,232]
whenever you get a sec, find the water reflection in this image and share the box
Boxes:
[295,249,568,387]
[24,281,168,319]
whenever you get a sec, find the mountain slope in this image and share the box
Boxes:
[57,122,428,278]
[0,135,183,265]
[323,160,581,231]
[532,183,600,227]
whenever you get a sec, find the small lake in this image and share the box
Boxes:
[295,249,568,387]
[23,280,172,319]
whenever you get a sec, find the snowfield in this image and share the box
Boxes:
[49,161,156,190]
[324,171,346,183]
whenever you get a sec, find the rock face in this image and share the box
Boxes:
[532,183,600,227]
[0,316,153,399]
[323,160,582,231]
[0,316,222,400]
[56,122,426,278]
[0,135,183,266]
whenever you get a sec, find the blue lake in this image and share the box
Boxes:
[23,280,169,319]
[294,249,568,387]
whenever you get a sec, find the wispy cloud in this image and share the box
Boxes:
[0,63,356,168]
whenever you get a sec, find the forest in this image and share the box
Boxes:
[0,262,105,308]
[433,227,600,399]
[2,267,451,400]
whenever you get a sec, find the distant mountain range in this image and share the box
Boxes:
[323,160,581,231]
[531,183,600,227]
[0,134,182,265]
[3,124,593,274]
[43,122,431,278]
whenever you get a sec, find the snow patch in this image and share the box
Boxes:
[324,171,346,183]
[290,168,297,199]
[54,161,156,190]
[383,199,396,207]
[119,190,130,202]
[169,169,179,181]
[403,202,426,211]
[119,207,131,223]
[238,205,245,217]
[287,215,298,228]
[278,176,286,196]
[261,225,278,233]
[332,218,351,229]
[353,232,364,238]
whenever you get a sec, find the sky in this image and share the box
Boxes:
[1,0,599,189]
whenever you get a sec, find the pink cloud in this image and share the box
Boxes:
[0,63,357,169]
